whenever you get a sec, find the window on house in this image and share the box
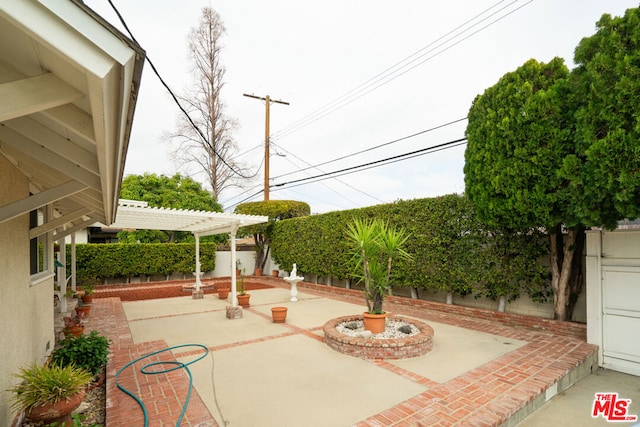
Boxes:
[29,206,49,275]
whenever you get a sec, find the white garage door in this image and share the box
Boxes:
[602,266,640,376]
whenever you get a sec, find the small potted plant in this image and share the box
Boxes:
[63,316,85,337]
[346,218,412,333]
[8,362,92,425]
[237,269,251,307]
[236,259,242,278]
[216,283,230,300]
[80,277,97,303]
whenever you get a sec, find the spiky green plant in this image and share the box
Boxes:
[346,218,412,314]
[8,362,92,412]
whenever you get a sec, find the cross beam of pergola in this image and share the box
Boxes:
[109,200,268,306]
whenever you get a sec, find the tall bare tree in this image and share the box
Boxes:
[168,7,245,200]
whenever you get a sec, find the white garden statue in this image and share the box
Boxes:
[284,263,303,302]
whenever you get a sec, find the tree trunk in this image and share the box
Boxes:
[550,226,581,321]
[567,226,586,320]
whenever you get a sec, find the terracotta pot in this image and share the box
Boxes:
[217,288,229,299]
[271,307,288,323]
[237,294,251,308]
[81,294,93,304]
[362,312,387,334]
[271,270,279,277]
[254,268,263,276]
[28,390,85,425]
[64,325,84,337]
[75,304,91,318]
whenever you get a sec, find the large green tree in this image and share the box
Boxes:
[119,173,223,243]
[465,6,640,321]
[465,58,583,321]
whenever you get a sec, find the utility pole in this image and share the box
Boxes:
[243,93,289,200]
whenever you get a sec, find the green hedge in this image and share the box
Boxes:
[270,194,551,302]
[66,243,216,282]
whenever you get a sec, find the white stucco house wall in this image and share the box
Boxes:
[0,1,144,424]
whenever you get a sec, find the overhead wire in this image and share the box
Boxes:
[106,0,257,180]
[271,117,467,180]
[272,137,467,190]
[269,0,531,142]
[272,143,384,204]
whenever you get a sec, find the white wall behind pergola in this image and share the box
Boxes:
[109,200,268,307]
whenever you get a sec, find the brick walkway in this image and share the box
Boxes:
[85,278,597,426]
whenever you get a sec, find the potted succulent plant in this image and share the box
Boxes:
[62,316,85,338]
[237,269,251,307]
[346,218,411,333]
[8,362,92,425]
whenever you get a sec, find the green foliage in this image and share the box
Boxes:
[464,57,573,230]
[69,243,216,280]
[234,200,310,235]
[271,209,356,278]
[8,363,92,412]
[564,7,640,229]
[118,173,225,243]
[234,200,310,270]
[473,228,550,303]
[346,218,412,313]
[50,331,110,376]
[51,413,101,427]
[271,195,550,305]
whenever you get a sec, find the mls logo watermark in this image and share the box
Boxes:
[592,392,638,422]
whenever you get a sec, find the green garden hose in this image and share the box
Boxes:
[115,343,209,427]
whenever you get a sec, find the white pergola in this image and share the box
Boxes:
[110,200,268,306]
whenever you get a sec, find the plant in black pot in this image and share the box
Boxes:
[51,331,110,380]
[346,218,412,333]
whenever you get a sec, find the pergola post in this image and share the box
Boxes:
[70,233,76,292]
[194,231,202,291]
[230,223,239,307]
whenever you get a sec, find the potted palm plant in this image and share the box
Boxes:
[346,218,412,333]
[8,362,92,425]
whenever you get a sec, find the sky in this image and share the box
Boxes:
[84,0,638,214]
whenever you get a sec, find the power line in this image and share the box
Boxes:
[272,139,467,194]
[273,137,467,190]
[269,0,530,142]
[273,144,384,204]
[271,117,467,180]
[106,0,257,180]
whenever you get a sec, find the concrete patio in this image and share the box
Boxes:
[83,278,638,426]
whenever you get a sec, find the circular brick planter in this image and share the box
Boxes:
[323,315,434,360]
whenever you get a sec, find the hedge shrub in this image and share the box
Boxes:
[67,243,216,282]
[271,194,551,302]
